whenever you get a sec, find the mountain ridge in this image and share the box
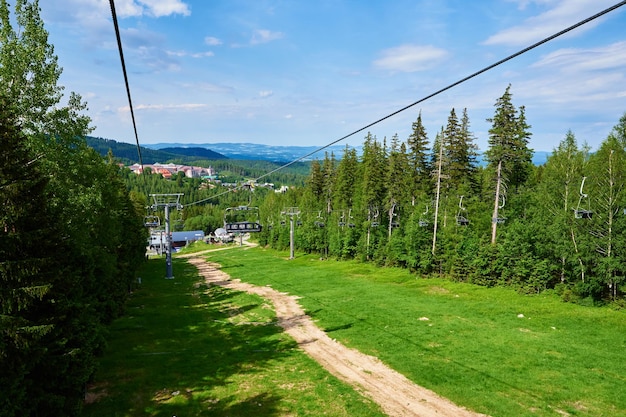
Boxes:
[144,142,551,166]
[86,136,551,166]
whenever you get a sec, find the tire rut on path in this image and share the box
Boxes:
[187,256,489,417]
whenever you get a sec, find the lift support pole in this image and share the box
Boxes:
[150,193,183,279]
[281,207,300,260]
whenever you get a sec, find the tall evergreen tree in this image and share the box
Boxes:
[306,159,324,200]
[443,108,478,194]
[485,85,533,244]
[333,146,358,210]
[406,111,431,204]
[386,136,412,209]
[359,132,387,211]
[0,99,60,416]
[321,152,336,214]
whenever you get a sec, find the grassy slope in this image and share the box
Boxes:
[83,258,386,417]
[203,246,626,417]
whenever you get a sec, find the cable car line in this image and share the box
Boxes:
[109,0,143,170]
[135,1,626,209]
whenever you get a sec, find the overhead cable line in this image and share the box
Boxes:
[185,0,626,207]
[109,0,143,169]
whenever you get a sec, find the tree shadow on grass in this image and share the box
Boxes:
[84,258,297,417]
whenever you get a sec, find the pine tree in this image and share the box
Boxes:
[306,159,324,200]
[0,98,62,416]
[359,132,387,210]
[485,85,533,244]
[333,146,358,210]
[321,152,336,214]
[406,111,431,204]
[443,108,478,194]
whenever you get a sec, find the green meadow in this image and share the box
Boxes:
[204,246,626,417]
[83,257,385,417]
[85,245,626,417]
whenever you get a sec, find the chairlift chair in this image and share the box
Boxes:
[456,195,469,226]
[314,212,325,228]
[574,177,593,220]
[388,203,400,228]
[224,206,263,233]
[456,216,469,226]
[369,207,380,228]
[493,195,506,224]
[144,215,160,228]
[339,209,355,228]
[418,203,430,227]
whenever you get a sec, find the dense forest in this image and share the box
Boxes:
[130,84,626,305]
[253,90,626,305]
[2,1,625,416]
[0,2,146,416]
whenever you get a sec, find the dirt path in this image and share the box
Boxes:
[187,256,489,417]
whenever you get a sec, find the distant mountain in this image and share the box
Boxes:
[84,137,228,164]
[159,146,227,160]
[145,142,353,163]
[145,142,551,166]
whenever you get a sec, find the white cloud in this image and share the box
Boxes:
[205,36,223,46]
[43,0,189,21]
[250,29,284,45]
[373,44,448,72]
[520,41,626,108]
[259,90,274,98]
[166,49,214,58]
[121,103,207,111]
[483,0,617,46]
[190,82,234,94]
[532,41,626,72]
[135,0,191,17]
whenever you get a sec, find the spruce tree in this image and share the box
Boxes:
[0,98,63,416]
[485,85,533,244]
[406,111,431,204]
[444,108,478,194]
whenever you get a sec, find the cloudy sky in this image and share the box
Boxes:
[40,0,626,152]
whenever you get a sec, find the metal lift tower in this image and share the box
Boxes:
[150,193,183,279]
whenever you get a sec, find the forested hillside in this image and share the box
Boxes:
[0,3,147,416]
[253,87,626,305]
[85,136,228,164]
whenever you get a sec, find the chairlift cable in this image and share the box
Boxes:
[179,1,626,208]
[109,0,143,170]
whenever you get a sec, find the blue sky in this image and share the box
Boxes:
[40,0,626,152]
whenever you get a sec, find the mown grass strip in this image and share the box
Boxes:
[204,246,626,417]
[83,258,386,417]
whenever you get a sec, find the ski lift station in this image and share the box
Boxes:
[148,230,205,253]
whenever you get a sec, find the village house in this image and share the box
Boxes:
[128,163,216,178]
